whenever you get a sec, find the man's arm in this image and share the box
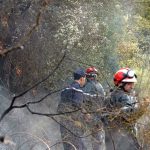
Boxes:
[119,94,138,113]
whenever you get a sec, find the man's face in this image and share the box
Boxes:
[80,76,86,87]
[124,82,135,92]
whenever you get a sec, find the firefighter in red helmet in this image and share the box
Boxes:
[84,66,105,96]
[83,66,105,150]
[111,67,138,112]
[105,68,141,150]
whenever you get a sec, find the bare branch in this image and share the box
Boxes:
[26,103,81,117]
[0,52,66,122]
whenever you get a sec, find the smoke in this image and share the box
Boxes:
[0,85,63,150]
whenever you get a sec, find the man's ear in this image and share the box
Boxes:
[78,77,82,82]
[80,77,84,81]
[81,77,86,83]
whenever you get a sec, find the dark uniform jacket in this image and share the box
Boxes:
[83,78,105,96]
[60,81,96,108]
[58,82,88,150]
[104,87,141,150]
[58,81,99,127]
[110,87,138,113]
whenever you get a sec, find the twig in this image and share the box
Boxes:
[107,129,116,150]
[50,141,77,150]
[51,116,103,139]
[10,132,51,150]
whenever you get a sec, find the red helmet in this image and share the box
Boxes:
[86,66,98,78]
[114,68,137,86]
[86,66,98,74]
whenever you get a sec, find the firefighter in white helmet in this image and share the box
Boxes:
[105,68,141,150]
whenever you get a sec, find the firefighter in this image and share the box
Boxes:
[105,67,141,150]
[111,67,138,113]
[83,66,105,150]
[84,66,105,96]
[58,68,91,150]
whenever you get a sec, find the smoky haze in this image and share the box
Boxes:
[0,85,63,150]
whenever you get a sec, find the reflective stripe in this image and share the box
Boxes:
[63,87,96,97]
